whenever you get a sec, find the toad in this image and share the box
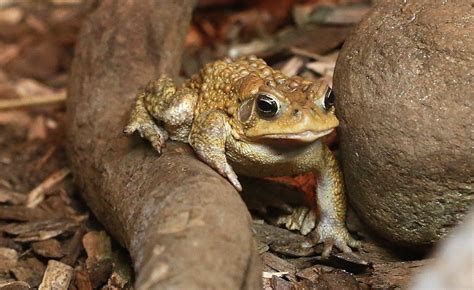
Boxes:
[124,56,359,256]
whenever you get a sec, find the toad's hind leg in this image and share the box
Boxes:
[124,76,197,153]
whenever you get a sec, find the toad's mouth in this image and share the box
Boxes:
[257,128,334,143]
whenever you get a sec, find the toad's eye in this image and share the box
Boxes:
[323,88,335,110]
[256,94,279,118]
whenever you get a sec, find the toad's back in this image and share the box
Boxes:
[185,56,290,116]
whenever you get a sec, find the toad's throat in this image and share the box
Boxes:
[255,128,334,143]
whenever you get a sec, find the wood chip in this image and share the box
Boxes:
[38,260,73,290]
[262,271,289,279]
[297,265,360,290]
[280,56,306,77]
[253,223,320,257]
[32,239,64,259]
[1,218,78,242]
[262,252,297,282]
[83,231,113,288]
[0,7,23,25]
[105,250,134,290]
[329,252,372,274]
[26,168,70,208]
[61,224,86,266]
[83,231,112,266]
[87,260,113,289]
[296,264,336,282]
[74,268,92,290]
[256,241,269,254]
[34,146,57,171]
[0,206,47,221]
[0,188,26,205]
[27,115,48,141]
[357,260,429,289]
[11,257,46,288]
[0,247,18,274]
[0,237,21,252]
[0,280,30,290]
[293,3,371,26]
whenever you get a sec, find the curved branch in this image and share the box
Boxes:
[66,0,261,288]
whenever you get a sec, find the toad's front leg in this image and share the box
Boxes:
[315,145,360,257]
[189,110,242,191]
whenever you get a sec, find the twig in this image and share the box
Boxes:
[0,93,66,111]
[34,145,57,170]
[26,168,71,208]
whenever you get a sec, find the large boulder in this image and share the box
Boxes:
[333,0,473,247]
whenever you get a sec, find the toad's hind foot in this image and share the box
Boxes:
[124,121,168,154]
[124,90,169,154]
[313,219,361,257]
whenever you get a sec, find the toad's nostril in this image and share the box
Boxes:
[293,109,301,117]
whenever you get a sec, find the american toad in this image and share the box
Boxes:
[124,56,359,256]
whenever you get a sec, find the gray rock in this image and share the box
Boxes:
[333,0,473,247]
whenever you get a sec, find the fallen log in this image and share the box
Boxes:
[66,0,261,288]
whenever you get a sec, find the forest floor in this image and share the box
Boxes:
[0,1,429,289]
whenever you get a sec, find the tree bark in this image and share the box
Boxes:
[66,0,261,289]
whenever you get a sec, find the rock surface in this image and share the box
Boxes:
[333,0,473,247]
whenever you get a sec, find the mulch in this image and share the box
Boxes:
[0,1,429,289]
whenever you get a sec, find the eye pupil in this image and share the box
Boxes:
[324,89,335,110]
[256,95,279,118]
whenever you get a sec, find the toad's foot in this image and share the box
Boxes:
[275,206,316,235]
[194,149,242,191]
[313,219,360,257]
[124,121,168,154]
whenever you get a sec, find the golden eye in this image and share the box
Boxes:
[256,94,279,118]
[324,88,335,110]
